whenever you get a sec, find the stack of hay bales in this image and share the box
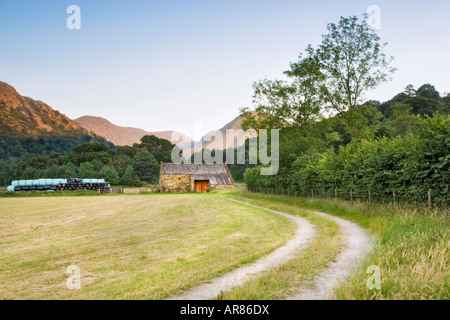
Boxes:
[6,178,111,193]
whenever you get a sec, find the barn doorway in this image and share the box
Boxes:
[194,180,209,193]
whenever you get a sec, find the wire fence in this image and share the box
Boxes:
[247,186,448,208]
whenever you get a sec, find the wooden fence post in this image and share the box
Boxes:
[368,190,371,204]
[295,190,298,197]
[393,191,396,207]
[428,190,432,209]
[311,189,314,199]
[335,188,337,200]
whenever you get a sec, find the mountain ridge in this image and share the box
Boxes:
[183,111,259,156]
[75,115,194,147]
[0,81,93,138]
[0,80,255,154]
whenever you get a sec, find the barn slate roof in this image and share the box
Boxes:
[162,163,233,185]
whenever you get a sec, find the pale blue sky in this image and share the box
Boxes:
[0,0,449,140]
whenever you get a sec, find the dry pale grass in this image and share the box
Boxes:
[222,191,449,300]
[336,226,449,300]
[0,194,295,299]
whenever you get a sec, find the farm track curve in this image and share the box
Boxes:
[287,210,371,300]
[168,197,370,300]
[168,197,316,300]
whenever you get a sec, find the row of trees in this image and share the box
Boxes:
[0,135,175,186]
[0,134,113,161]
[244,113,449,205]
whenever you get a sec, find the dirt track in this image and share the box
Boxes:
[169,198,370,300]
[169,198,316,300]
[288,210,371,300]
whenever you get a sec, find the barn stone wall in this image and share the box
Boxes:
[160,174,191,193]
[210,184,234,191]
[190,179,197,192]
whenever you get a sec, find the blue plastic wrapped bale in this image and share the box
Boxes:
[19,180,26,186]
[52,179,60,185]
[45,179,52,185]
[11,180,19,186]
[98,179,105,183]
[38,179,47,186]
[7,186,15,192]
[91,179,98,183]
[60,179,68,184]
[14,186,22,191]
[83,179,91,183]
[25,180,33,186]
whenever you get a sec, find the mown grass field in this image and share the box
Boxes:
[0,194,295,299]
[223,191,449,300]
[1,190,447,300]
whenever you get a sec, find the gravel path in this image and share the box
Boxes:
[168,198,371,300]
[287,210,371,300]
[168,198,316,300]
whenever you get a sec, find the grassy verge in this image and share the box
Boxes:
[224,190,449,300]
[0,194,295,299]
[218,191,345,299]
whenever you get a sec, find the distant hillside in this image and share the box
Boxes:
[75,115,193,147]
[184,111,259,156]
[0,81,92,137]
[0,81,110,159]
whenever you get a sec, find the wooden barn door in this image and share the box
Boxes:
[195,180,209,193]
[201,180,208,192]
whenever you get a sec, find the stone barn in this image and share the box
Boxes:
[159,162,235,193]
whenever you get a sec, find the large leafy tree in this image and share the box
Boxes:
[120,165,142,186]
[0,160,12,185]
[240,79,291,130]
[285,15,396,117]
[378,86,447,117]
[78,162,97,178]
[132,148,159,184]
[100,165,120,185]
[416,83,440,99]
[240,77,322,132]
[68,143,112,165]
[140,135,175,163]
